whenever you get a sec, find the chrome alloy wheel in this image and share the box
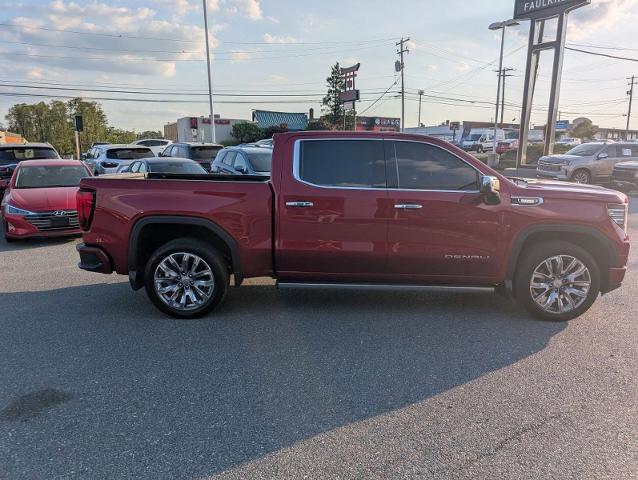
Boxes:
[530,255,591,314]
[572,171,590,184]
[154,252,215,312]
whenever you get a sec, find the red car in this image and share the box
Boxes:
[76,131,629,321]
[1,159,92,241]
[496,139,519,154]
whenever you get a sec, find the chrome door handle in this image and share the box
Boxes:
[286,201,314,207]
[394,203,423,210]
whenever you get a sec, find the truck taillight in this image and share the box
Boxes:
[77,189,95,231]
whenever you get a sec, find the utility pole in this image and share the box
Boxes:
[202,0,216,143]
[396,37,409,132]
[417,89,424,127]
[499,68,515,127]
[627,75,636,140]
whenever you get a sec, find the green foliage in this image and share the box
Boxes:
[137,130,163,140]
[569,119,598,141]
[220,139,241,147]
[4,97,146,157]
[321,62,345,129]
[231,122,264,143]
[263,125,287,138]
[499,143,573,168]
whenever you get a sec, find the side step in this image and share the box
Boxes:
[276,282,495,294]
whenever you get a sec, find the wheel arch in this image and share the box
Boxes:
[506,224,618,294]
[128,215,242,290]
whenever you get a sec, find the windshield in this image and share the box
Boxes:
[191,146,222,160]
[106,148,153,160]
[149,162,206,174]
[15,165,89,189]
[246,151,272,172]
[0,147,59,165]
[467,134,482,141]
[566,144,601,156]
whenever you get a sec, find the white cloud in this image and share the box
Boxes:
[454,62,471,72]
[232,0,262,20]
[427,64,438,72]
[267,74,288,84]
[230,50,252,63]
[263,33,297,44]
[569,0,638,39]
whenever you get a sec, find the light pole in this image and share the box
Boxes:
[417,89,424,127]
[203,0,216,143]
[488,19,519,156]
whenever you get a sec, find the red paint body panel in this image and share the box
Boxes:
[76,131,630,294]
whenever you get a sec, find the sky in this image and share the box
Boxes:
[0,0,637,133]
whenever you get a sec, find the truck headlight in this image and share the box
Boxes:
[608,203,628,232]
[6,204,36,216]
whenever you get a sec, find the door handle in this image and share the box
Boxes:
[394,203,423,210]
[286,201,314,207]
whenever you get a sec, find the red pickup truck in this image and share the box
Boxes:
[76,131,630,321]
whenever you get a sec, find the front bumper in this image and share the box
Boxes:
[612,179,638,191]
[3,213,81,239]
[536,171,570,181]
[77,243,114,274]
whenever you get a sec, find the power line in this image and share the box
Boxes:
[358,79,400,116]
[565,47,638,63]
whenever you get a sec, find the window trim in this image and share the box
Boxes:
[292,138,386,191]
[292,138,482,193]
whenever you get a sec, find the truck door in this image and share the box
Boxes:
[276,138,391,279]
[384,140,502,281]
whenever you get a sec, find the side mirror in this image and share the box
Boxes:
[236,166,247,174]
[80,153,87,161]
[597,152,609,160]
[480,176,501,205]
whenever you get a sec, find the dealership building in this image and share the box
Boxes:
[164,116,248,144]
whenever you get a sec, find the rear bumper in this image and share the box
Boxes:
[602,267,627,294]
[77,243,113,274]
[612,179,637,190]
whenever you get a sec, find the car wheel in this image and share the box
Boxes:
[514,240,600,321]
[571,169,591,184]
[477,145,484,153]
[144,238,229,319]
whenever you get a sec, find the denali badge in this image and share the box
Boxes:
[445,254,491,261]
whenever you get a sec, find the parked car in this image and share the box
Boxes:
[611,160,638,192]
[536,142,638,184]
[85,144,154,175]
[160,142,223,172]
[133,138,172,156]
[76,131,629,322]
[496,139,518,155]
[254,138,274,148]
[119,157,207,174]
[211,146,272,175]
[0,143,61,181]
[556,137,581,147]
[1,160,92,241]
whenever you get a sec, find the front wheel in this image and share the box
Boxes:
[144,238,229,319]
[477,145,484,153]
[514,241,600,321]
[571,169,591,184]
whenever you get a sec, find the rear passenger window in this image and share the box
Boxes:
[388,141,478,191]
[223,152,236,165]
[298,140,385,188]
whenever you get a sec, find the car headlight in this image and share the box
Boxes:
[6,204,35,215]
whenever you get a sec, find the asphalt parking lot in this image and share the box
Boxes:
[0,200,637,480]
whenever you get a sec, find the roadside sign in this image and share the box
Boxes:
[449,121,460,130]
[513,0,590,20]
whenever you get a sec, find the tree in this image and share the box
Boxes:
[231,122,263,143]
[569,119,598,141]
[137,130,163,139]
[67,98,109,151]
[321,62,345,129]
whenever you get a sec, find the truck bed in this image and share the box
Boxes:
[80,174,274,279]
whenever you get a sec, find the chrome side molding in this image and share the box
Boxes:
[276,282,495,293]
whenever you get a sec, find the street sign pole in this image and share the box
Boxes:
[75,131,80,160]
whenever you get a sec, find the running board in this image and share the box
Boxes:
[276,282,494,294]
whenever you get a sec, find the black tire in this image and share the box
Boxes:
[571,169,591,184]
[144,238,229,319]
[513,240,600,322]
[477,145,484,153]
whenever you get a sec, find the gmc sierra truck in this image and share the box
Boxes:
[76,131,630,321]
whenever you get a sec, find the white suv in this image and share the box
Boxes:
[133,139,172,156]
[85,144,154,175]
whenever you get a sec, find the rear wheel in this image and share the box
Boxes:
[514,241,600,321]
[571,169,591,184]
[144,238,229,319]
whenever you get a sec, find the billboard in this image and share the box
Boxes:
[514,0,590,20]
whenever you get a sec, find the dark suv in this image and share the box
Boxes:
[211,145,272,175]
[160,142,223,172]
[0,143,61,181]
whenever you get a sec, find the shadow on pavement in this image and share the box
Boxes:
[0,282,566,479]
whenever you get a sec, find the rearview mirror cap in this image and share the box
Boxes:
[480,175,501,205]
[597,153,609,160]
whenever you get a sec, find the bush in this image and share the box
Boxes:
[499,143,572,167]
[220,139,240,147]
[231,122,263,144]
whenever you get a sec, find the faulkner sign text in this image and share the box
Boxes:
[514,0,589,20]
